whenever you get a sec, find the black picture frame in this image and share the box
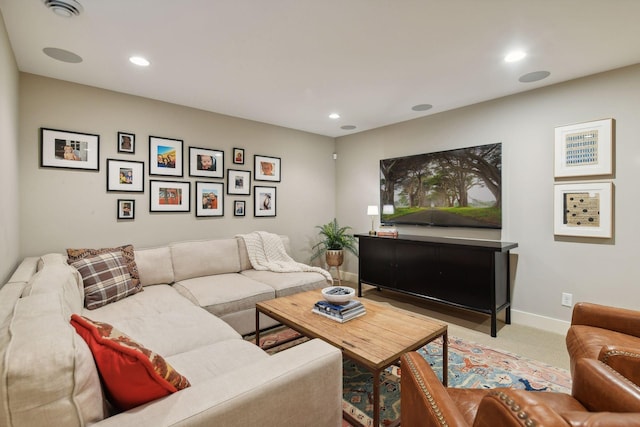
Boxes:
[117,132,135,154]
[106,159,145,192]
[149,136,184,177]
[149,180,191,212]
[254,186,276,217]
[226,169,251,195]
[234,200,246,217]
[233,148,245,164]
[40,127,100,171]
[188,146,224,178]
[117,199,135,220]
[254,154,281,182]
[195,181,224,217]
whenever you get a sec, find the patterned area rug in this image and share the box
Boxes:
[246,327,571,427]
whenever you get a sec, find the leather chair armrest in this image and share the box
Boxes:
[473,390,571,427]
[560,411,640,427]
[400,352,471,427]
[572,358,640,412]
[571,302,640,338]
[598,345,640,386]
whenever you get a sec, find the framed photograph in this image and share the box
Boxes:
[149,180,190,212]
[554,182,613,238]
[106,159,144,192]
[254,155,281,182]
[149,136,183,177]
[117,199,135,220]
[254,186,276,217]
[227,169,251,195]
[234,200,246,217]
[554,118,614,178]
[188,147,224,178]
[195,181,224,217]
[40,127,99,171]
[117,132,135,154]
[233,148,245,165]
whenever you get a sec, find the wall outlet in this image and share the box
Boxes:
[561,292,573,307]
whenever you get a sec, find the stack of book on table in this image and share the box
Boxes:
[312,299,366,323]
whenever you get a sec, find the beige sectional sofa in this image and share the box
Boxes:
[0,236,342,427]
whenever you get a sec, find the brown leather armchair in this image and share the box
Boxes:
[566,302,640,382]
[400,351,640,427]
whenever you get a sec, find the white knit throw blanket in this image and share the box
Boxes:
[237,231,333,284]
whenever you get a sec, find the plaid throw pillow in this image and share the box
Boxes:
[71,251,140,309]
[67,244,142,291]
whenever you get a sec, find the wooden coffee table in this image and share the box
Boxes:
[255,289,448,427]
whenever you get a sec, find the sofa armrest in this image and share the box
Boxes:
[473,390,571,427]
[93,339,342,427]
[560,411,640,427]
[400,352,471,427]
[571,302,640,338]
[572,358,640,412]
[598,345,640,386]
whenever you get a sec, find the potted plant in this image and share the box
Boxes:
[311,218,359,268]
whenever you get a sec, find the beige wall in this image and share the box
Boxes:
[0,11,19,283]
[18,74,336,262]
[336,64,640,331]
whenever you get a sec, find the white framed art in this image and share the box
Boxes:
[254,186,276,217]
[554,118,613,178]
[195,181,224,217]
[149,180,190,212]
[554,182,613,238]
[149,136,183,177]
[106,159,144,192]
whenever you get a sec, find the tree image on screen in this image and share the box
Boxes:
[380,143,502,229]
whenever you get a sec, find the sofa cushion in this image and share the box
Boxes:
[240,270,327,297]
[22,253,84,314]
[134,246,174,286]
[67,244,142,289]
[71,251,141,309]
[165,339,268,384]
[1,293,104,427]
[173,273,275,317]
[71,314,190,411]
[170,238,241,281]
[83,285,242,356]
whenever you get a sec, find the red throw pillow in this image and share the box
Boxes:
[70,314,190,411]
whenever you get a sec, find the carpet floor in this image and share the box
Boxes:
[246,327,571,427]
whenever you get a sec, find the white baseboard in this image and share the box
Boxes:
[510,309,570,336]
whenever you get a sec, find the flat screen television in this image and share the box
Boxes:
[380,142,502,229]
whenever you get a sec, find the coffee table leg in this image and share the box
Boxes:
[255,309,261,348]
[373,367,381,427]
[442,330,448,387]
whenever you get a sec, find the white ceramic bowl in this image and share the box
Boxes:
[321,286,356,304]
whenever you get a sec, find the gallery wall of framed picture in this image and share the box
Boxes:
[40,127,283,221]
[553,118,615,239]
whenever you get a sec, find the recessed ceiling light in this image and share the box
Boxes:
[129,56,150,67]
[411,104,433,112]
[43,47,82,63]
[519,70,550,83]
[505,50,526,62]
[329,113,340,119]
[341,125,356,130]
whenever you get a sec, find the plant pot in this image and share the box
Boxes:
[325,249,344,267]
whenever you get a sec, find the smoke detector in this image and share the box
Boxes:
[42,0,83,17]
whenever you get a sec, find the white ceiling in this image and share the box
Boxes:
[1,0,639,137]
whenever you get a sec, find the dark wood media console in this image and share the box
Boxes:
[355,234,518,337]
